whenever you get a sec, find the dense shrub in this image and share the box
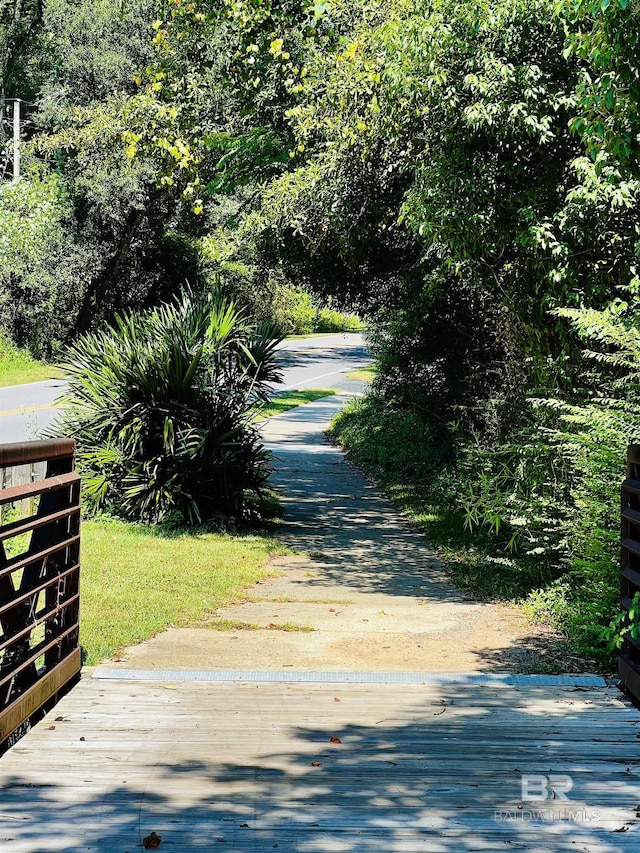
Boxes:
[54,289,282,525]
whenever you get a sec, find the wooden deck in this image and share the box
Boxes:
[0,673,638,851]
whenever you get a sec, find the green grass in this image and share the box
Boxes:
[0,337,56,387]
[285,332,344,340]
[80,518,289,664]
[257,388,336,420]
[346,365,377,382]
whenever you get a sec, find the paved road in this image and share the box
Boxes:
[0,333,371,444]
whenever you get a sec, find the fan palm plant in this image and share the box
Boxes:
[54,288,282,524]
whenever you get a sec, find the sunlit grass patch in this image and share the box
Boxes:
[346,365,377,382]
[257,388,336,420]
[0,337,56,387]
[80,518,289,664]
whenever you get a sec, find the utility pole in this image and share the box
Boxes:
[12,99,20,181]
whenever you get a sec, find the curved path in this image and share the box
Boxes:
[106,384,555,673]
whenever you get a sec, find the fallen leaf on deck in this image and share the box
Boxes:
[330,736,342,744]
[142,831,162,849]
[333,697,340,702]
[267,623,278,629]
[46,726,55,731]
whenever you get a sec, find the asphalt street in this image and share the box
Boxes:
[0,333,371,444]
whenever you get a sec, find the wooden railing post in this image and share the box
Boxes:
[0,440,82,749]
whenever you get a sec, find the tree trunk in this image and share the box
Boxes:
[72,206,146,336]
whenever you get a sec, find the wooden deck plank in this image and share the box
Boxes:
[0,675,638,852]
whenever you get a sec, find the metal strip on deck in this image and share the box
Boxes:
[92,668,607,687]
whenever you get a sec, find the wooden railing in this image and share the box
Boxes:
[0,440,81,748]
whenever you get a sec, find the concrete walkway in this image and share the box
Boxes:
[105,388,551,674]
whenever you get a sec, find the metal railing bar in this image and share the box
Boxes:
[0,623,79,693]
[0,473,80,507]
[0,535,80,582]
[0,441,75,469]
[0,593,80,654]
[0,506,80,543]
[0,564,79,618]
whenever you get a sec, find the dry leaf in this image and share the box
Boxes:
[142,831,162,849]
[267,623,278,629]
[329,608,336,612]
[330,736,342,744]
[333,697,340,703]
[46,726,55,731]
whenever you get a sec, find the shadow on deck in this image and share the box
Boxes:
[0,675,638,852]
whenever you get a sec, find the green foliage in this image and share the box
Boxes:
[315,307,363,333]
[0,0,45,104]
[0,167,84,356]
[561,0,640,175]
[40,0,157,107]
[601,592,640,652]
[0,332,53,386]
[271,284,317,335]
[54,289,283,525]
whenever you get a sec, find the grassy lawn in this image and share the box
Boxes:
[0,338,55,387]
[346,365,377,382]
[257,388,336,419]
[80,518,289,664]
